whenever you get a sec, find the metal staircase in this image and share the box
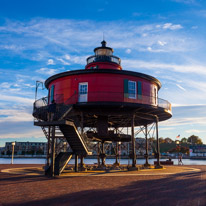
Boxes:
[36,120,91,175]
[34,97,92,175]
[54,152,73,175]
[59,120,91,156]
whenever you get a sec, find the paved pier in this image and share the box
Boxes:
[0,164,206,206]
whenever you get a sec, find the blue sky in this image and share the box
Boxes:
[0,0,206,146]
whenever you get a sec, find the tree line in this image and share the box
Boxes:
[148,135,203,145]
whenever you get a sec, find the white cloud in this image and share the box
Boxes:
[0,109,33,122]
[69,55,88,65]
[0,18,192,59]
[122,59,206,76]
[0,129,43,139]
[1,44,25,52]
[125,49,131,54]
[57,58,70,65]
[185,129,201,134]
[0,94,33,105]
[172,103,206,107]
[36,67,58,75]
[159,127,174,131]
[0,82,10,88]
[142,33,148,37]
[23,83,35,88]
[172,0,199,5]
[147,47,152,51]
[185,80,206,93]
[158,40,167,46]
[176,84,186,91]
[47,59,55,65]
[161,116,206,127]
[162,23,183,30]
[64,54,71,60]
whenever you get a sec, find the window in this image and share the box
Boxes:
[78,82,88,103]
[79,84,88,94]
[128,81,136,99]
[50,85,55,103]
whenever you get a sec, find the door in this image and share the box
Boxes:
[78,82,88,102]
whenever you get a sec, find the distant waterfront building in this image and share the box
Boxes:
[3,142,47,156]
[189,145,206,158]
[0,147,4,155]
[91,138,153,156]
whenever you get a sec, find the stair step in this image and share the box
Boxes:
[59,122,90,155]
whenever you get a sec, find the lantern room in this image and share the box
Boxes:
[85,40,122,70]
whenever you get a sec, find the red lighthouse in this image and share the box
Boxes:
[33,41,172,176]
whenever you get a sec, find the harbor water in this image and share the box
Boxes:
[0,158,205,165]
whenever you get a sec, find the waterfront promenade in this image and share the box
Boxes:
[0,164,206,206]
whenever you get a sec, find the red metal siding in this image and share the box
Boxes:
[48,73,158,105]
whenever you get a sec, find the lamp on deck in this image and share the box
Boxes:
[11,142,15,164]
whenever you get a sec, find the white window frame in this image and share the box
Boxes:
[78,82,88,102]
[128,80,136,99]
[79,83,88,95]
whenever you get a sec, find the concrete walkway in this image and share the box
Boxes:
[0,164,206,206]
[1,165,201,176]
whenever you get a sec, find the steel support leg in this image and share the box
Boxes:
[155,117,162,168]
[51,126,56,177]
[101,142,106,166]
[114,142,119,166]
[97,142,101,167]
[80,112,85,170]
[80,155,84,169]
[131,114,136,167]
[46,126,51,167]
[75,154,78,172]
[144,124,150,167]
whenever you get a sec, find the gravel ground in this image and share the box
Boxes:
[0,164,206,206]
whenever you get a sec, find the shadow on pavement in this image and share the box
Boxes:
[3,170,206,206]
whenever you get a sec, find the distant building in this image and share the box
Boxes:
[0,147,4,155]
[189,145,206,158]
[90,138,153,156]
[4,141,47,155]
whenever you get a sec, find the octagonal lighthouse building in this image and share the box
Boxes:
[33,41,172,176]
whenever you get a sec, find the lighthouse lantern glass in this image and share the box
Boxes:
[95,48,112,56]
